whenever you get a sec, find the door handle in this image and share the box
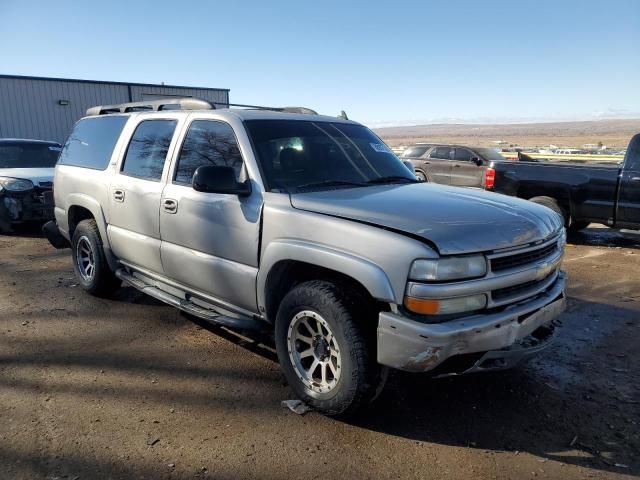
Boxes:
[113,189,125,202]
[454,164,461,168]
[163,199,178,214]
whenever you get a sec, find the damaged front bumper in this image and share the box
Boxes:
[0,189,54,231]
[377,271,566,374]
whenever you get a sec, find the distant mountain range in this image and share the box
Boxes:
[374,118,640,149]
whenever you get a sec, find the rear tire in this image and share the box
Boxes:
[274,280,381,416]
[529,196,567,226]
[71,219,120,296]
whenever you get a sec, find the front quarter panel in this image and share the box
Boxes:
[257,193,438,310]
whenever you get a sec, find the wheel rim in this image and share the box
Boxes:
[287,310,341,394]
[417,172,427,182]
[75,236,95,282]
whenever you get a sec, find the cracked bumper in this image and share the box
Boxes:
[377,271,566,373]
[0,190,54,229]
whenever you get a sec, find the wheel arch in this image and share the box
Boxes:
[66,194,118,270]
[258,241,396,323]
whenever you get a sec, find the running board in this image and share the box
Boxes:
[115,269,262,331]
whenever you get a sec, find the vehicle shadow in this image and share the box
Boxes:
[180,295,639,476]
[0,221,48,238]
[568,226,640,249]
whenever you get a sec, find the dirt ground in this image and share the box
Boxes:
[0,227,639,480]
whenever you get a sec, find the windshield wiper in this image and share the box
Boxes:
[295,180,367,190]
[366,175,419,184]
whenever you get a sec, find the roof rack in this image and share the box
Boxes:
[86,98,215,116]
[86,98,320,117]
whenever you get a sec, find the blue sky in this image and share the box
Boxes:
[1,0,638,126]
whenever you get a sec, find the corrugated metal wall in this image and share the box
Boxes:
[0,76,229,143]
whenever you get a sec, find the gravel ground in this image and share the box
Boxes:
[0,227,638,480]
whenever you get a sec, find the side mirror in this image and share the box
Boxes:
[192,165,251,196]
[471,156,482,166]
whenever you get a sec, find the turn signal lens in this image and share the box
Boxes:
[404,294,487,315]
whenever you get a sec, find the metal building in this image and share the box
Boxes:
[0,74,230,143]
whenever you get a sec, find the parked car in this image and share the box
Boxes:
[401,144,508,187]
[44,98,567,416]
[0,138,60,233]
[486,133,640,232]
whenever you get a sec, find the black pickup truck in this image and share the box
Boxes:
[486,134,640,232]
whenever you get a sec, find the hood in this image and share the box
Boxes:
[0,168,54,187]
[290,183,563,255]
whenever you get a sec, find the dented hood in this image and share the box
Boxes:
[290,183,563,255]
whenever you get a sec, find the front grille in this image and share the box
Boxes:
[492,272,555,302]
[491,242,558,272]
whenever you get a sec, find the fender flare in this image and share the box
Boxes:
[257,239,397,312]
[65,193,119,271]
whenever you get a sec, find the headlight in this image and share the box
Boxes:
[405,294,487,315]
[409,255,487,282]
[0,177,34,192]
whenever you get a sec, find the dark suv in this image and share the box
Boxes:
[401,144,508,188]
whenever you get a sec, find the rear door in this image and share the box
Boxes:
[616,134,640,227]
[450,148,483,187]
[425,146,453,184]
[108,117,180,274]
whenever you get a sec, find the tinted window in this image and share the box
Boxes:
[174,120,243,185]
[58,116,128,170]
[245,120,414,192]
[454,148,473,161]
[0,142,61,168]
[430,147,451,159]
[474,148,506,161]
[402,146,429,158]
[121,120,177,181]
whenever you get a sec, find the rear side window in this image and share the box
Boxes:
[58,116,128,170]
[402,146,429,158]
[430,147,452,159]
[121,120,177,181]
[174,120,243,185]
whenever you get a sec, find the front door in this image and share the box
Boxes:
[108,118,179,274]
[616,134,640,227]
[160,118,263,314]
[450,148,482,187]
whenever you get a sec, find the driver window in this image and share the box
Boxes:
[174,120,245,185]
[454,148,473,161]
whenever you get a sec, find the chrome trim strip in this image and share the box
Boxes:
[489,269,559,307]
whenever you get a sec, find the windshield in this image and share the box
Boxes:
[474,148,506,161]
[245,120,415,191]
[0,142,61,168]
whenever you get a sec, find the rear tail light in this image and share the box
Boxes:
[485,167,496,189]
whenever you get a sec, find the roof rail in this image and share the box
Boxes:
[86,98,215,116]
[86,98,320,116]
[212,102,318,115]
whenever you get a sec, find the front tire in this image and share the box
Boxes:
[71,219,120,296]
[274,280,380,416]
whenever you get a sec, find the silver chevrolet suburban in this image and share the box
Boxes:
[44,98,567,415]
